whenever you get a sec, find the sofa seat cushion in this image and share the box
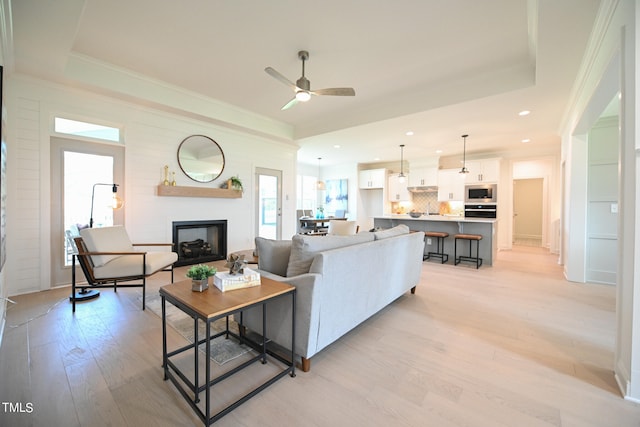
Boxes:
[373,224,410,240]
[92,251,178,279]
[255,237,292,277]
[286,232,375,277]
[80,226,134,267]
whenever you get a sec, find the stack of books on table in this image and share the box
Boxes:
[213,268,261,292]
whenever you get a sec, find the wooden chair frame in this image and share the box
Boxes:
[71,236,175,312]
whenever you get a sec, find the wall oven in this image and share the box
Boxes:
[465,184,497,204]
[464,204,497,219]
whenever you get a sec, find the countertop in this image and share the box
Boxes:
[375,214,498,224]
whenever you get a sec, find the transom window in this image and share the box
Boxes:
[54,117,121,142]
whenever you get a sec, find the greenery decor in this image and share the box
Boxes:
[186,264,217,280]
[220,175,243,191]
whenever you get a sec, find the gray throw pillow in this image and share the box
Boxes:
[255,237,291,277]
[286,232,374,277]
[373,224,410,240]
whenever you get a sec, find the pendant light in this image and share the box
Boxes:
[459,134,469,174]
[398,144,406,183]
[316,157,326,190]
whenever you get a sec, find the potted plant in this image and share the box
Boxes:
[186,264,217,292]
[220,175,243,192]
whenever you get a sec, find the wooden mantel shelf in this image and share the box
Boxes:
[156,185,242,198]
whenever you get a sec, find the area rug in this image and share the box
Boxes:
[144,294,253,365]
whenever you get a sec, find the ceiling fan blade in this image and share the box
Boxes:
[281,97,299,110]
[265,67,298,91]
[312,87,356,97]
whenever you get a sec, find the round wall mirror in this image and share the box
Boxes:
[177,135,225,183]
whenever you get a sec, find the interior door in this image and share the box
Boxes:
[513,178,543,246]
[255,167,282,240]
[50,137,124,287]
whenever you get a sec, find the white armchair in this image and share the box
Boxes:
[71,226,178,312]
[327,220,359,236]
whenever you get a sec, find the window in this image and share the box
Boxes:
[296,175,318,211]
[54,117,121,142]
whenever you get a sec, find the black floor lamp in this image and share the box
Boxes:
[71,183,123,302]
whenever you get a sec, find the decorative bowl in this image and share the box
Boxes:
[408,212,423,218]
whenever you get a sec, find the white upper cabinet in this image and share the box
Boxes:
[437,168,465,201]
[465,159,500,183]
[408,166,438,187]
[359,168,386,189]
[388,174,411,201]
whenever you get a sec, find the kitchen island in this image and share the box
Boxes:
[374,215,498,266]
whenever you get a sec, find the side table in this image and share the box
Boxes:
[160,277,296,425]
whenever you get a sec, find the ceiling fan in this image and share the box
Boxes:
[265,50,356,110]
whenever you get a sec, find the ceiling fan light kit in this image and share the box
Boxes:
[265,50,356,110]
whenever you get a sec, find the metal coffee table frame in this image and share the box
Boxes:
[160,282,296,425]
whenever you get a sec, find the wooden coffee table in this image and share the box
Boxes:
[160,277,296,425]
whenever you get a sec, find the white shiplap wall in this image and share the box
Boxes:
[4,75,299,297]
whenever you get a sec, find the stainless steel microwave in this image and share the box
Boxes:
[465,184,497,204]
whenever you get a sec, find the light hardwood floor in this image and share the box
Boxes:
[1,247,640,426]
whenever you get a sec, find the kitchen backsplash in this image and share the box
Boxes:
[411,192,439,214]
[392,192,464,216]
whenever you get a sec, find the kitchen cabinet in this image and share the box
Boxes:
[437,168,465,201]
[408,166,438,187]
[388,174,411,201]
[465,159,500,183]
[359,168,386,189]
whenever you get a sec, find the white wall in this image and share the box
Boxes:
[0,27,6,344]
[4,75,298,296]
[560,0,640,402]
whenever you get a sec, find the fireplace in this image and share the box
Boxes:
[172,220,227,267]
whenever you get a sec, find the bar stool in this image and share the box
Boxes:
[454,233,483,268]
[423,231,449,263]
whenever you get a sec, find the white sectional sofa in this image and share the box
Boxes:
[242,225,425,372]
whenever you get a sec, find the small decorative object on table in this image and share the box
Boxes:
[186,264,217,292]
[214,254,260,292]
[225,253,247,274]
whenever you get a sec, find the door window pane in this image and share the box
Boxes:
[258,174,278,239]
[63,152,115,265]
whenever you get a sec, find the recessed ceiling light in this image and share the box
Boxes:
[436,149,443,154]
[334,145,341,148]
[406,131,414,136]
[521,138,531,143]
[518,110,531,116]
[374,157,380,161]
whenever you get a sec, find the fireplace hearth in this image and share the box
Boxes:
[172,220,227,267]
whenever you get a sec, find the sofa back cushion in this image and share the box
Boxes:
[373,224,410,240]
[286,232,375,277]
[80,226,134,267]
[255,237,292,277]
